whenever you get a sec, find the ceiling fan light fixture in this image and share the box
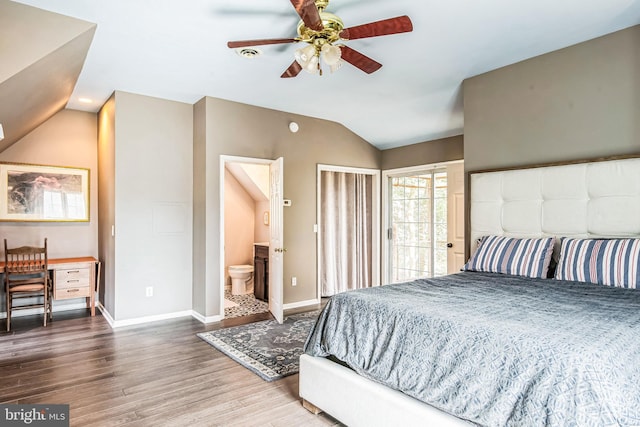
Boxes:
[321,43,342,73]
[328,60,343,73]
[295,44,316,63]
[304,55,319,74]
[295,44,319,74]
[321,43,340,64]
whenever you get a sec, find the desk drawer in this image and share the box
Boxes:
[54,268,91,300]
[55,268,91,300]
[55,286,91,299]
[55,268,90,289]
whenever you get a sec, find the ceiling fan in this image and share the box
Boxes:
[227,0,413,78]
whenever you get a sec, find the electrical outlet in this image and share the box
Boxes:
[291,277,297,286]
[145,286,153,297]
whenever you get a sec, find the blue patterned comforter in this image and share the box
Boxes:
[304,272,640,426]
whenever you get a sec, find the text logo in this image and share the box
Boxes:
[0,405,69,426]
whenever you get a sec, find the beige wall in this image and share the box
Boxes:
[464,25,640,172]
[381,135,464,170]
[98,95,116,314]
[194,96,381,317]
[255,200,270,243]
[0,109,98,257]
[0,108,98,312]
[192,98,207,315]
[99,91,193,322]
[224,168,255,288]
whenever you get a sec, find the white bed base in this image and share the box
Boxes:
[300,156,640,425]
[299,354,472,426]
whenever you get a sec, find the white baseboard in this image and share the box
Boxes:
[284,298,321,311]
[109,310,194,328]
[6,299,315,329]
[191,310,224,324]
[96,302,115,327]
[98,303,223,328]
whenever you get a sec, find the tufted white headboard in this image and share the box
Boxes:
[469,156,640,254]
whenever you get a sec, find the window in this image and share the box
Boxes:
[389,170,447,282]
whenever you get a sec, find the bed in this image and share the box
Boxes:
[299,156,640,426]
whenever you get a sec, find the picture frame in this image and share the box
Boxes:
[0,162,90,222]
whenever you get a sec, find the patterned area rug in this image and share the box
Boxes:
[197,310,320,381]
[224,290,269,319]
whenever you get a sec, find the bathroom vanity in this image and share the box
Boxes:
[254,243,269,301]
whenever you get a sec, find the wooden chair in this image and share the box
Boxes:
[4,238,52,331]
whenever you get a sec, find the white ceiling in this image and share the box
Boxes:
[12,0,640,149]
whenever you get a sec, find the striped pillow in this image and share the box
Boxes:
[554,238,640,288]
[462,235,555,278]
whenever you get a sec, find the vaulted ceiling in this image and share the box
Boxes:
[2,0,640,151]
[0,0,95,152]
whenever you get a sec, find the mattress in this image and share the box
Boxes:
[304,271,640,426]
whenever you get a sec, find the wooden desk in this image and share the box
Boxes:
[1,257,100,317]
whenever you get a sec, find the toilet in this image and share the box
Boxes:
[229,265,254,295]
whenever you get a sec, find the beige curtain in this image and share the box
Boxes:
[320,170,373,296]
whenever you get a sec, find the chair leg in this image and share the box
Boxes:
[43,287,48,327]
[49,288,53,321]
[6,292,10,332]
[47,274,53,322]
[48,283,53,322]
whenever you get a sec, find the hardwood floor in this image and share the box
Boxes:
[0,310,340,426]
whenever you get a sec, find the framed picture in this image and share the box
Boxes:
[0,162,90,222]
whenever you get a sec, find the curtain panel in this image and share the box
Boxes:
[320,171,373,296]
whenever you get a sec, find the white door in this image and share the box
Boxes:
[269,157,284,324]
[447,163,465,273]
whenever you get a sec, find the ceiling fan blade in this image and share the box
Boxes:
[227,38,297,48]
[339,15,413,40]
[290,0,324,31]
[339,46,382,74]
[281,61,303,78]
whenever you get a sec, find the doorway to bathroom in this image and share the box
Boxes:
[220,156,284,323]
